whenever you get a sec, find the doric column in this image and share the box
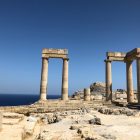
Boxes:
[40,58,49,101]
[61,58,69,100]
[105,60,112,101]
[84,88,91,101]
[137,57,140,104]
[126,60,134,103]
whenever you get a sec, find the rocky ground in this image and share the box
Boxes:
[0,102,140,140]
[0,82,139,140]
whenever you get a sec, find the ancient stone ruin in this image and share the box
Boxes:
[84,88,91,101]
[40,48,69,101]
[1,48,140,140]
[105,48,140,104]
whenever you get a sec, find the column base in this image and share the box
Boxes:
[40,93,47,101]
[61,94,68,101]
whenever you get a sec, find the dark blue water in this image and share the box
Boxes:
[0,94,61,106]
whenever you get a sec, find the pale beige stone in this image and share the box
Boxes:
[40,58,49,101]
[126,61,134,103]
[105,60,112,101]
[23,120,37,137]
[105,48,140,104]
[137,58,140,104]
[84,88,91,101]
[42,48,68,59]
[62,58,69,100]
[3,112,24,119]
[40,48,69,101]
[115,93,127,99]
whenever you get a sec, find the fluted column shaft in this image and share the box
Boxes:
[126,60,134,103]
[105,60,112,101]
[40,58,49,101]
[137,58,140,103]
[62,58,69,100]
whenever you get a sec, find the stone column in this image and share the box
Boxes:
[105,60,112,101]
[126,60,134,103]
[137,57,140,104]
[40,58,49,101]
[84,88,91,101]
[61,58,69,100]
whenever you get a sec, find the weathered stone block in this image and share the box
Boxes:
[42,48,68,59]
[42,48,68,54]
[115,93,127,99]
[23,117,37,138]
[92,95,103,100]
[107,52,126,57]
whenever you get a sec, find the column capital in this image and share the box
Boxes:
[42,57,49,63]
[124,60,133,63]
[104,59,112,63]
[63,58,69,61]
[136,54,140,59]
[42,57,49,60]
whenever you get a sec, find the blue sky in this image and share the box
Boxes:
[0,0,140,95]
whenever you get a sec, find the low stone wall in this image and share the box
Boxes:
[115,93,127,99]
[0,100,103,115]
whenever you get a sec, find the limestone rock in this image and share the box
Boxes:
[3,112,24,120]
[72,90,84,99]
[27,116,37,122]
[92,95,103,100]
[101,134,116,140]
[2,112,24,125]
[77,127,103,140]
[90,82,106,93]
[97,106,139,117]
[23,115,38,138]
[70,125,81,130]
[41,113,62,124]
[72,82,106,100]
[114,89,129,101]
[89,118,101,125]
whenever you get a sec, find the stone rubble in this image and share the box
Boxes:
[0,101,140,140]
[97,106,140,117]
[89,117,101,125]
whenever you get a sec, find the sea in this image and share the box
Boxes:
[0,94,61,106]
